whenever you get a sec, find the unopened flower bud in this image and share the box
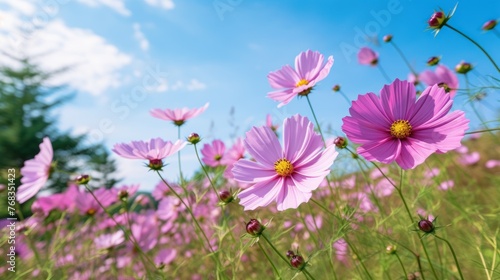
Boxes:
[332,84,341,92]
[482,19,497,31]
[437,82,451,93]
[290,254,305,269]
[455,61,473,74]
[246,219,265,237]
[187,133,201,144]
[428,11,446,29]
[386,245,397,255]
[286,250,295,259]
[383,34,393,43]
[148,159,164,170]
[219,190,233,204]
[76,174,90,185]
[334,137,348,149]
[418,219,435,233]
[427,56,440,66]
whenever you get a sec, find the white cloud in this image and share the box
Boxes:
[144,0,175,10]
[186,79,206,91]
[77,0,131,16]
[0,1,132,95]
[133,23,149,51]
[0,0,36,15]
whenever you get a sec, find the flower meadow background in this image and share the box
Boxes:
[1,0,500,279]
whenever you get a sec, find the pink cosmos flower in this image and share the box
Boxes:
[201,139,226,167]
[333,238,348,264]
[155,248,177,267]
[266,114,279,133]
[486,159,500,168]
[419,65,459,98]
[17,137,53,203]
[150,103,209,126]
[438,180,454,191]
[342,79,469,170]
[232,114,338,211]
[221,138,245,179]
[267,50,334,108]
[358,47,379,66]
[458,151,480,166]
[94,231,125,249]
[112,138,186,169]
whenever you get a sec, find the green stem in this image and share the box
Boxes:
[260,234,317,280]
[345,236,373,280]
[177,126,185,186]
[445,23,500,72]
[394,253,408,278]
[83,185,159,277]
[378,63,392,83]
[434,235,465,280]
[305,95,326,145]
[257,241,282,280]
[395,170,439,280]
[338,89,351,105]
[193,143,221,201]
[156,172,227,279]
[310,198,339,220]
[390,41,418,76]
[465,128,500,135]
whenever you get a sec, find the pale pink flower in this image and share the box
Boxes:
[342,79,469,170]
[150,103,209,126]
[17,137,53,203]
[267,50,334,108]
[358,47,379,66]
[419,65,459,98]
[486,159,500,168]
[232,114,338,211]
[155,249,177,267]
[113,138,186,161]
[458,152,480,166]
[94,231,125,249]
[333,238,348,264]
[438,180,454,191]
[266,114,280,133]
[222,138,246,179]
[201,139,226,167]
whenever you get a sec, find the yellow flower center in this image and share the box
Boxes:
[296,79,309,87]
[87,209,96,216]
[390,120,412,139]
[274,158,294,177]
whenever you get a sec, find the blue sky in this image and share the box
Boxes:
[1,0,499,191]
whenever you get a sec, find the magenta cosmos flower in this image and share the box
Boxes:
[150,102,209,126]
[112,138,186,170]
[419,64,459,98]
[201,139,226,167]
[342,79,469,170]
[267,50,334,108]
[358,47,379,66]
[232,114,338,211]
[17,137,53,203]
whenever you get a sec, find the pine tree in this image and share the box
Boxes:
[0,58,119,197]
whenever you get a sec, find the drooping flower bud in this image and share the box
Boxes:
[482,19,497,31]
[418,219,435,233]
[428,11,446,29]
[455,61,473,74]
[427,56,441,66]
[76,174,91,185]
[148,159,164,170]
[290,254,305,269]
[386,245,397,255]
[246,219,265,237]
[219,190,233,204]
[187,133,201,144]
[334,137,348,149]
[383,34,393,43]
[332,84,341,92]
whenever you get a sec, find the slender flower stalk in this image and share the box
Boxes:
[444,23,500,72]
[192,143,222,201]
[305,95,326,145]
[257,242,282,279]
[389,40,418,76]
[81,184,159,278]
[434,235,465,280]
[155,171,227,279]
